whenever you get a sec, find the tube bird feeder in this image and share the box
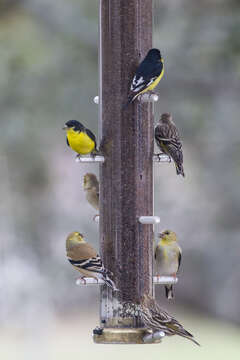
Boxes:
[95,0,155,344]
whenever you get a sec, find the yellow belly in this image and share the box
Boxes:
[67,129,95,155]
[139,65,164,95]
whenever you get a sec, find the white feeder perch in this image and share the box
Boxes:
[153,154,171,162]
[75,155,105,163]
[76,277,105,286]
[143,330,165,343]
[138,92,159,103]
[153,276,178,285]
[94,96,99,104]
[138,216,160,224]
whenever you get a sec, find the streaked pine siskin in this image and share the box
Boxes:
[155,113,185,177]
[139,294,200,346]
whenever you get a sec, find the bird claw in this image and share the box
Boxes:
[76,276,87,285]
[154,153,163,161]
[93,214,99,222]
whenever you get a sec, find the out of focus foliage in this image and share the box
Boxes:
[0,0,240,332]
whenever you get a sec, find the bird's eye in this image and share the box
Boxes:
[165,231,170,235]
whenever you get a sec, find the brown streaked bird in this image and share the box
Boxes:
[66,232,118,291]
[155,230,182,300]
[155,113,185,177]
[83,173,99,211]
[139,294,200,346]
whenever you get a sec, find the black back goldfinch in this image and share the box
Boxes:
[66,232,118,291]
[124,48,164,107]
[140,295,200,346]
[155,230,182,300]
[63,120,97,156]
[155,113,185,177]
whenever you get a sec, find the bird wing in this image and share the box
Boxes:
[155,122,180,143]
[177,248,182,272]
[85,128,97,148]
[155,124,183,162]
[68,255,105,274]
[68,242,98,261]
[130,61,163,93]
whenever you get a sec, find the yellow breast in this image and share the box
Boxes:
[67,129,95,155]
[139,63,164,95]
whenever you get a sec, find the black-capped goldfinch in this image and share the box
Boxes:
[66,232,118,291]
[124,48,164,108]
[155,113,185,177]
[83,173,99,211]
[155,230,182,300]
[140,295,199,346]
[63,120,97,156]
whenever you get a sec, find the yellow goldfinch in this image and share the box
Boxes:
[63,120,97,156]
[140,294,200,346]
[124,48,164,108]
[66,232,118,291]
[83,173,99,211]
[155,230,182,300]
[155,113,185,177]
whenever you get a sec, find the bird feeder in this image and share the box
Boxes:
[74,0,177,344]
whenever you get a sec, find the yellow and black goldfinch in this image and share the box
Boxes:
[83,173,99,211]
[63,120,97,156]
[124,48,164,108]
[66,232,118,291]
[140,294,200,346]
[155,113,185,177]
[155,230,182,300]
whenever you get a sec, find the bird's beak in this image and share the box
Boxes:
[62,125,67,130]
[158,232,164,238]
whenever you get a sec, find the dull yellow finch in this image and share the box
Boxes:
[66,232,118,291]
[140,294,199,346]
[155,230,182,300]
[83,173,99,211]
[155,113,185,177]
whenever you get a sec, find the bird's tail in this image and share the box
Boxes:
[165,285,174,300]
[122,93,138,110]
[176,330,200,346]
[101,273,119,291]
[175,162,185,177]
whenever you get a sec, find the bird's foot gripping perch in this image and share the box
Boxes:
[76,276,87,285]
[154,152,171,162]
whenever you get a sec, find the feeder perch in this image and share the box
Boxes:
[138,92,159,103]
[138,216,160,224]
[153,154,171,163]
[94,96,99,104]
[76,276,178,286]
[93,215,99,223]
[75,155,105,163]
[143,330,165,343]
[153,276,178,285]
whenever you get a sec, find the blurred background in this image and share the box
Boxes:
[0,0,240,359]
